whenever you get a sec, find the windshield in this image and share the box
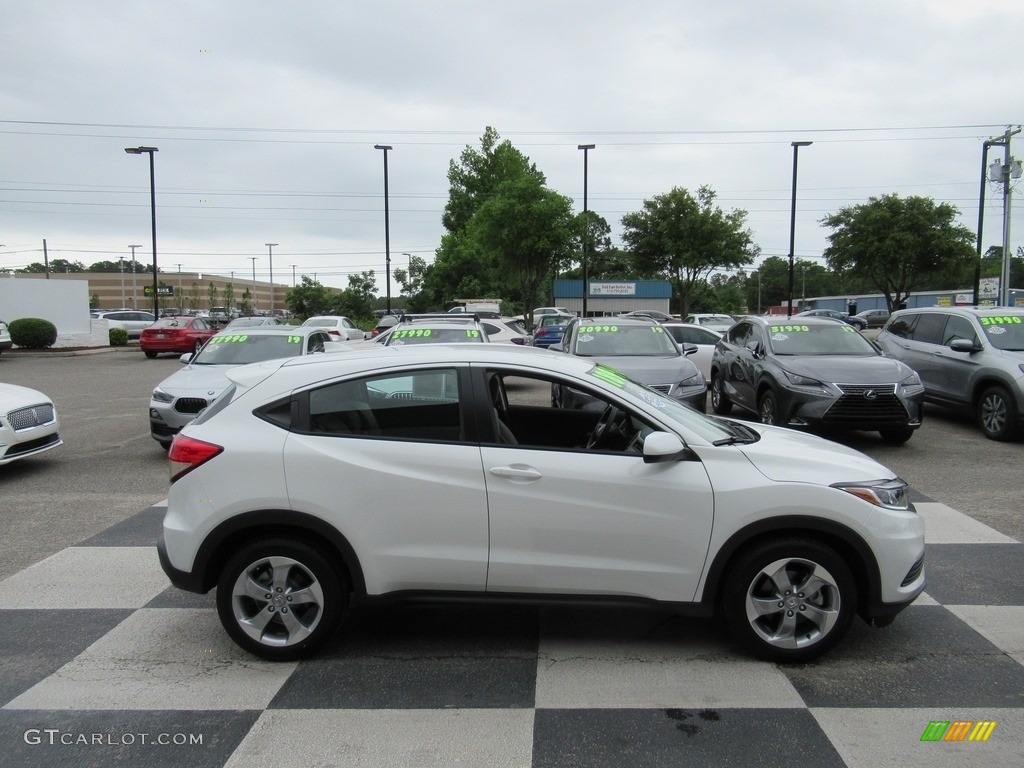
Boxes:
[766,323,877,356]
[980,315,1024,351]
[572,324,679,357]
[192,333,305,364]
[586,364,738,443]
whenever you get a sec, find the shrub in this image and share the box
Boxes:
[8,318,58,349]
[108,327,129,346]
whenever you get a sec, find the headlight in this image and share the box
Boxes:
[832,478,911,511]
[677,371,705,389]
[782,369,825,388]
[899,371,923,389]
[151,388,175,404]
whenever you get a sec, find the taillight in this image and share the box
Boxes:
[328,329,342,337]
[168,435,223,483]
[370,328,380,337]
[510,337,527,345]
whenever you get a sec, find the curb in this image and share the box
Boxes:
[3,345,138,358]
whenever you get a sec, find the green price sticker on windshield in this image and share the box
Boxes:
[465,329,480,338]
[770,325,810,333]
[213,334,249,343]
[287,336,301,343]
[393,329,432,339]
[580,325,618,333]
[980,316,1022,325]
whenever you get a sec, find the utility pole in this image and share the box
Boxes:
[987,126,1022,307]
[129,245,141,308]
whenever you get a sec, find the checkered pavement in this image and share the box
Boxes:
[1,496,1022,768]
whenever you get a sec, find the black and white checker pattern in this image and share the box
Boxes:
[1,496,1022,767]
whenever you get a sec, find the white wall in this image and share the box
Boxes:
[0,275,94,345]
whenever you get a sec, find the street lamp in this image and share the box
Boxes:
[578,144,595,318]
[290,264,298,286]
[265,243,278,312]
[248,257,258,314]
[787,141,812,318]
[118,257,125,307]
[374,144,394,314]
[175,263,183,309]
[124,146,159,318]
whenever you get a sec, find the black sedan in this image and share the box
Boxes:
[709,316,924,443]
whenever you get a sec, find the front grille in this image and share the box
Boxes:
[174,397,208,414]
[902,554,924,587]
[6,404,55,431]
[823,384,908,425]
[649,384,672,394]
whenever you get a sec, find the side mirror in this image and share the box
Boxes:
[642,431,693,463]
[180,353,193,364]
[680,342,698,357]
[950,338,982,353]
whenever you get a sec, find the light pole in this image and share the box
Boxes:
[118,257,126,307]
[374,144,394,313]
[578,144,595,318]
[175,263,183,310]
[290,264,298,286]
[248,257,258,314]
[124,146,159,318]
[129,244,141,308]
[265,243,278,312]
[787,141,812,318]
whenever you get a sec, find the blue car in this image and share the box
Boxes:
[532,315,570,348]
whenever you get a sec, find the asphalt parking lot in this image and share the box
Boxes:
[1,347,1023,767]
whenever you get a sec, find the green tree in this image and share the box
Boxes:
[821,194,976,310]
[18,259,85,274]
[622,185,759,317]
[469,175,575,324]
[222,282,236,313]
[423,127,548,309]
[239,287,253,317]
[207,282,220,310]
[186,283,201,312]
[330,271,377,322]
[87,260,125,272]
[285,275,331,319]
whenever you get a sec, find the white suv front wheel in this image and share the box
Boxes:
[723,538,856,663]
[216,539,348,660]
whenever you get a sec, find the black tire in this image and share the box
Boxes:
[879,426,914,444]
[978,385,1019,442]
[216,538,348,661]
[710,373,732,415]
[721,538,856,662]
[144,350,158,359]
[758,389,780,426]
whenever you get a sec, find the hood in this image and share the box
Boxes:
[737,422,896,484]
[591,355,698,385]
[774,354,908,383]
[155,363,243,396]
[0,382,52,408]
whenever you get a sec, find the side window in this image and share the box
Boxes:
[909,313,945,345]
[726,323,750,347]
[493,370,655,454]
[886,314,914,339]
[306,368,462,442]
[942,316,979,347]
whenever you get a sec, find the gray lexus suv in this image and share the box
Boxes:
[875,307,1024,441]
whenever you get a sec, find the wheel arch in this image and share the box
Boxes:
[970,374,1020,410]
[701,516,881,621]
[188,509,366,597]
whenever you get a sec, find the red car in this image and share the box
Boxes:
[140,317,218,358]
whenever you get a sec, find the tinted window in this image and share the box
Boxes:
[885,314,915,339]
[726,322,752,347]
[909,314,946,345]
[572,324,678,356]
[308,368,462,441]
[664,325,720,345]
[766,323,876,356]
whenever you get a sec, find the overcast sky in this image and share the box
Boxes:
[1,0,1021,292]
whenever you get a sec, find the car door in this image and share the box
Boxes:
[476,367,715,602]
[719,321,758,412]
[282,366,489,594]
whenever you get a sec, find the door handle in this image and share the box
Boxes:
[489,465,543,480]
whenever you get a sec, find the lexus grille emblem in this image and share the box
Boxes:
[863,390,878,400]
